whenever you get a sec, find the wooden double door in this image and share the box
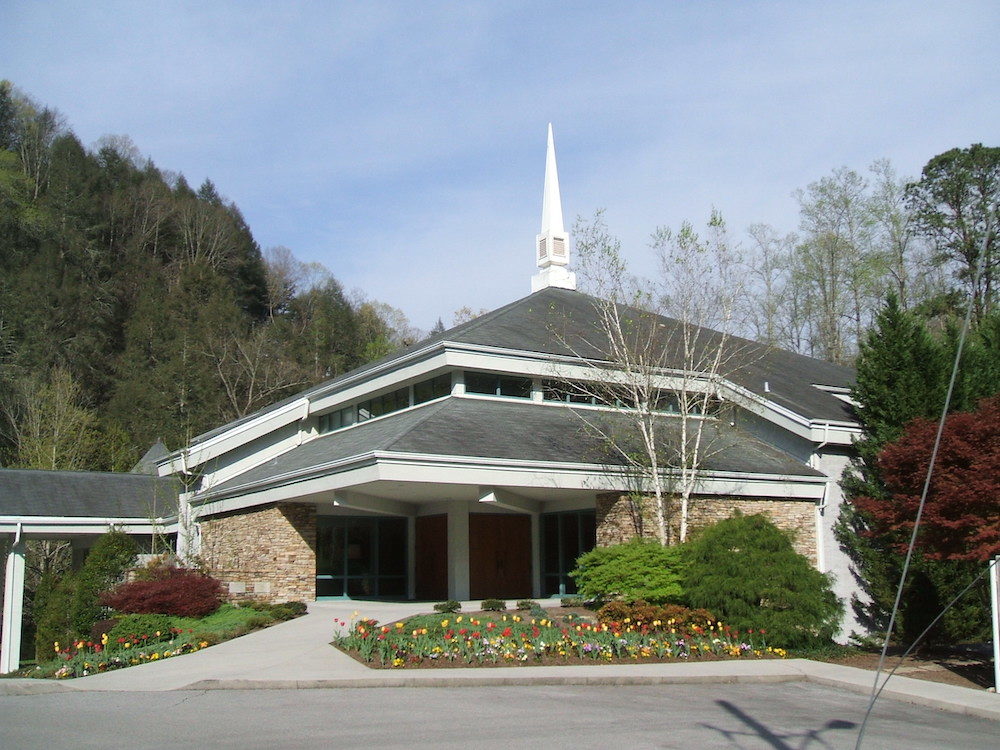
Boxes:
[414,513,532,600]
[469,513,532,599]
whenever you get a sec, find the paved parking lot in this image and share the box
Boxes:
[0,683,996,749]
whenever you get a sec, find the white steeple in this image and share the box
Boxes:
[531,124,576,292]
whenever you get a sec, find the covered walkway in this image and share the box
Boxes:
[0,468,178,673]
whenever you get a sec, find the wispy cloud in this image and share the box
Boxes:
[3,1,997,328]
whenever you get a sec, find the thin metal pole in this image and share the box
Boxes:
[991,556,1000,693]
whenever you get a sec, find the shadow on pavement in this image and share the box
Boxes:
[701,699,857,749]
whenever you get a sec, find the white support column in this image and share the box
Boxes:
[447,505,470,601]
[1,529,25,674]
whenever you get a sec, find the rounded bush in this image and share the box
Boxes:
[281,601,308,615]
[570,539,686,604]
[683,514,843,648]
[107,613,175,643]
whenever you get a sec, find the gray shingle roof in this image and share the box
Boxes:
[208,397,822,495]
[0,469,179,519]
[192,287,856,446]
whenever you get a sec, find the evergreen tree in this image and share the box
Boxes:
[837,295,993,644]
[684,514,842,648]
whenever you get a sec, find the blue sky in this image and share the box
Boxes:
[3,1,998,329]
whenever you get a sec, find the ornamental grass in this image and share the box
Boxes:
[333,613,787,668]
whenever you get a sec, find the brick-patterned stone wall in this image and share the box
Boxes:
[596,493,661,546]
[596,493,817,565]
[198,502,316,602]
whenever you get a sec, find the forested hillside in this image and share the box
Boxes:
[0,81,417,470]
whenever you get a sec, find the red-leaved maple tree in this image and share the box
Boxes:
[853,395,1000,562]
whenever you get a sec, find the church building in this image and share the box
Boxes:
[158,126,860,610]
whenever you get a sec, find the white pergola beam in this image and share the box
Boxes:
[331,491,416,518]
[477,486,541,514]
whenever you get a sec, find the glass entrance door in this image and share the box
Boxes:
[541,510,596,597]
[316,516,407,598]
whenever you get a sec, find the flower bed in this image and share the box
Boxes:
[333,611,787,668]
[46,629,211,679]
[18,601,307,679]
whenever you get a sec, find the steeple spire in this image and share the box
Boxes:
[531,124,576,292]
[540,123,565,236]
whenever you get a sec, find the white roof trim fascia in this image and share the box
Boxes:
[194,467,826,519]
[378,451,826,491]
[194,448,825,506]
[195,452,380,502]
[0,515,176,535]
[160,396,310,474]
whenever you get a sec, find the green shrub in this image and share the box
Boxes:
[516,600,538,611]
[107,613,175,643]
[683,514,843,649]
[280,601,308,616]
[244,614,274,629]
[433,600,461,613]
[481,598,506,611]
[268,605,296,621]
[570,539,686,604]
[72,530,139,637]
[34,571,78,661]
[560,597,584,607]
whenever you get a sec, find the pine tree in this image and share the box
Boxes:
[837,295,991,644]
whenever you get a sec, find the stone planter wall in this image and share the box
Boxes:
[596,493,817,564]
[198,502,317,602]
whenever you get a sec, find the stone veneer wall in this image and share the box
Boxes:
[198,502,316,602]
[596,493,817,564]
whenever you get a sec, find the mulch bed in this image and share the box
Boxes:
[819,648,995,691]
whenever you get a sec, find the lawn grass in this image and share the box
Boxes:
[170,603,278,643]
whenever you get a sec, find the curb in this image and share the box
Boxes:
[182,673,801,691]
[0,680,77,696]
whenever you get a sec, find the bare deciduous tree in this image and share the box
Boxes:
[566,211,750,544]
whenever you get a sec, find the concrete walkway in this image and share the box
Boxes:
[3,599,999,722]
